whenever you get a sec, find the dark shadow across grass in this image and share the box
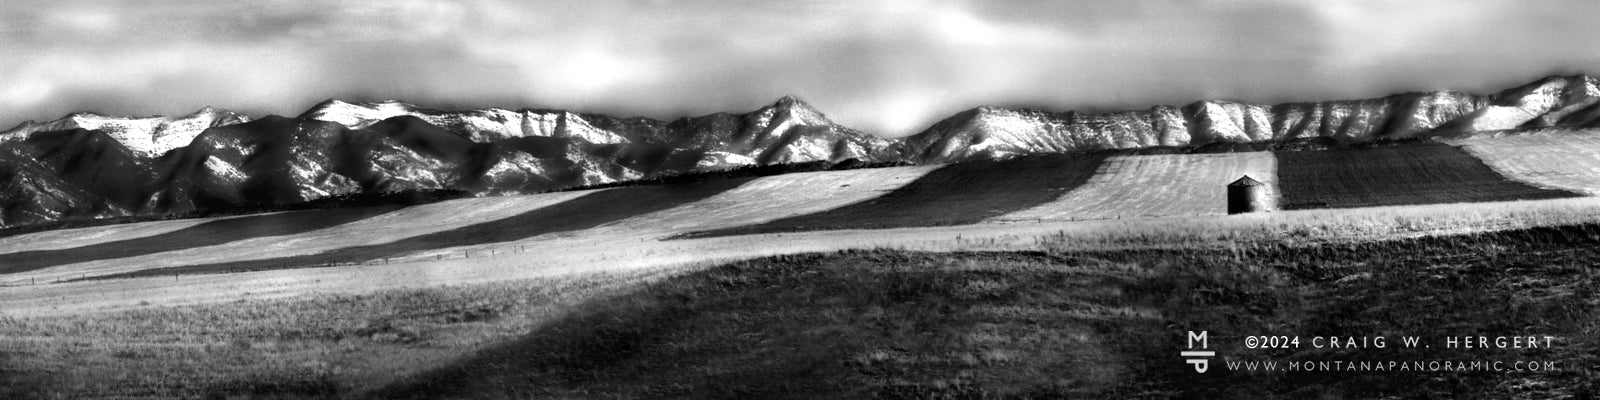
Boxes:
[678,153,1108,239]
[0,205,405,274]
[1274,143,1580,210]
[367,225,1600,399]
[97,178,752,279]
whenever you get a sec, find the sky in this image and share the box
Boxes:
[3,0,1600,137]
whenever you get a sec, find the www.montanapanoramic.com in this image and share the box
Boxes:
[1224,359,1561,373]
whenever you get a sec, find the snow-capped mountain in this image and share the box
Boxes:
[297,95,885,166]
[0,96,889,227]
[892,75,1598,163]
[0,107,251,158]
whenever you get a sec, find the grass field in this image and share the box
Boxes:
[1451,129,1600,195]
[996,152,1277,221]
[12,196,1600,319]
[577,164,939,235]
[0,165,941,283]
[681,153,1108,238]
[0,205,404,274]
[5,225,1596,399]
[0,191,599,285]
[372,234,1600,399]
[1274,143,1579,210]
[0,267,692,399]
[97,178,751,279]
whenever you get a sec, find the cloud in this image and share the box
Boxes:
[2,0,1599,136]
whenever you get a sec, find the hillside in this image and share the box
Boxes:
[360,239,1597,399]
[5,229,1596,398]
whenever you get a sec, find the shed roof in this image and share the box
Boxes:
[1229,175,1264,187]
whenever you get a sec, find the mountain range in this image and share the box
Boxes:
[892,74,1600,162]
[3,74,1599,227]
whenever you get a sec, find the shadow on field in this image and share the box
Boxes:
[0,205,405,274]
[363,251,1154,399]
[101,179,750,278]
[363,225,1600,399]
[1274,143,1580,210]
[678,154,1107,239]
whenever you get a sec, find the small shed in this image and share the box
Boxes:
[1227,175,1273,214]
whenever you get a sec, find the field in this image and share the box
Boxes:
[5,225,1597,398]
[0,191,595,284]
[7,131,1600,398]
[996,152,1278,221]
[1450,129,1600,195]
[96,178,754,279]
[682,153,1107,238]
[0,206,405,275]
[0,165,942,285]
[371,229,1600,399]
[1274,143,1579,210]
[0,267,690,399]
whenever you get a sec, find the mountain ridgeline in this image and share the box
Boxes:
[0,96,886,226]
[3,74,1599,227]
[891,74,1600,162]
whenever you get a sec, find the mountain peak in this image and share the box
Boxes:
[774,94,805,106]
[1539,73,1592,84]
[186,106,240,119]
[770,95,821,114]
[766,95,837,126]
[300,99,427,129]
[65,111,117,120]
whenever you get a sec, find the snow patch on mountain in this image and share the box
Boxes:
[0,107,250,157]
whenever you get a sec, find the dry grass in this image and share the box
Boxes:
[1021,197,1600,252]
[11,196,1600,320]
[6,225,1596,399]
[996,152,1278,221]
[0,205,404,275]
[0,266,696,399]
[2,201,1600,398]
[1451,128,1600,195]
[0,165,938,285]
[1274,143,1578,210]
[362,228,1600,398]
[680,153,1107,238]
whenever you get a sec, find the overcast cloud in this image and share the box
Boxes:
[3,0,1600,136]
